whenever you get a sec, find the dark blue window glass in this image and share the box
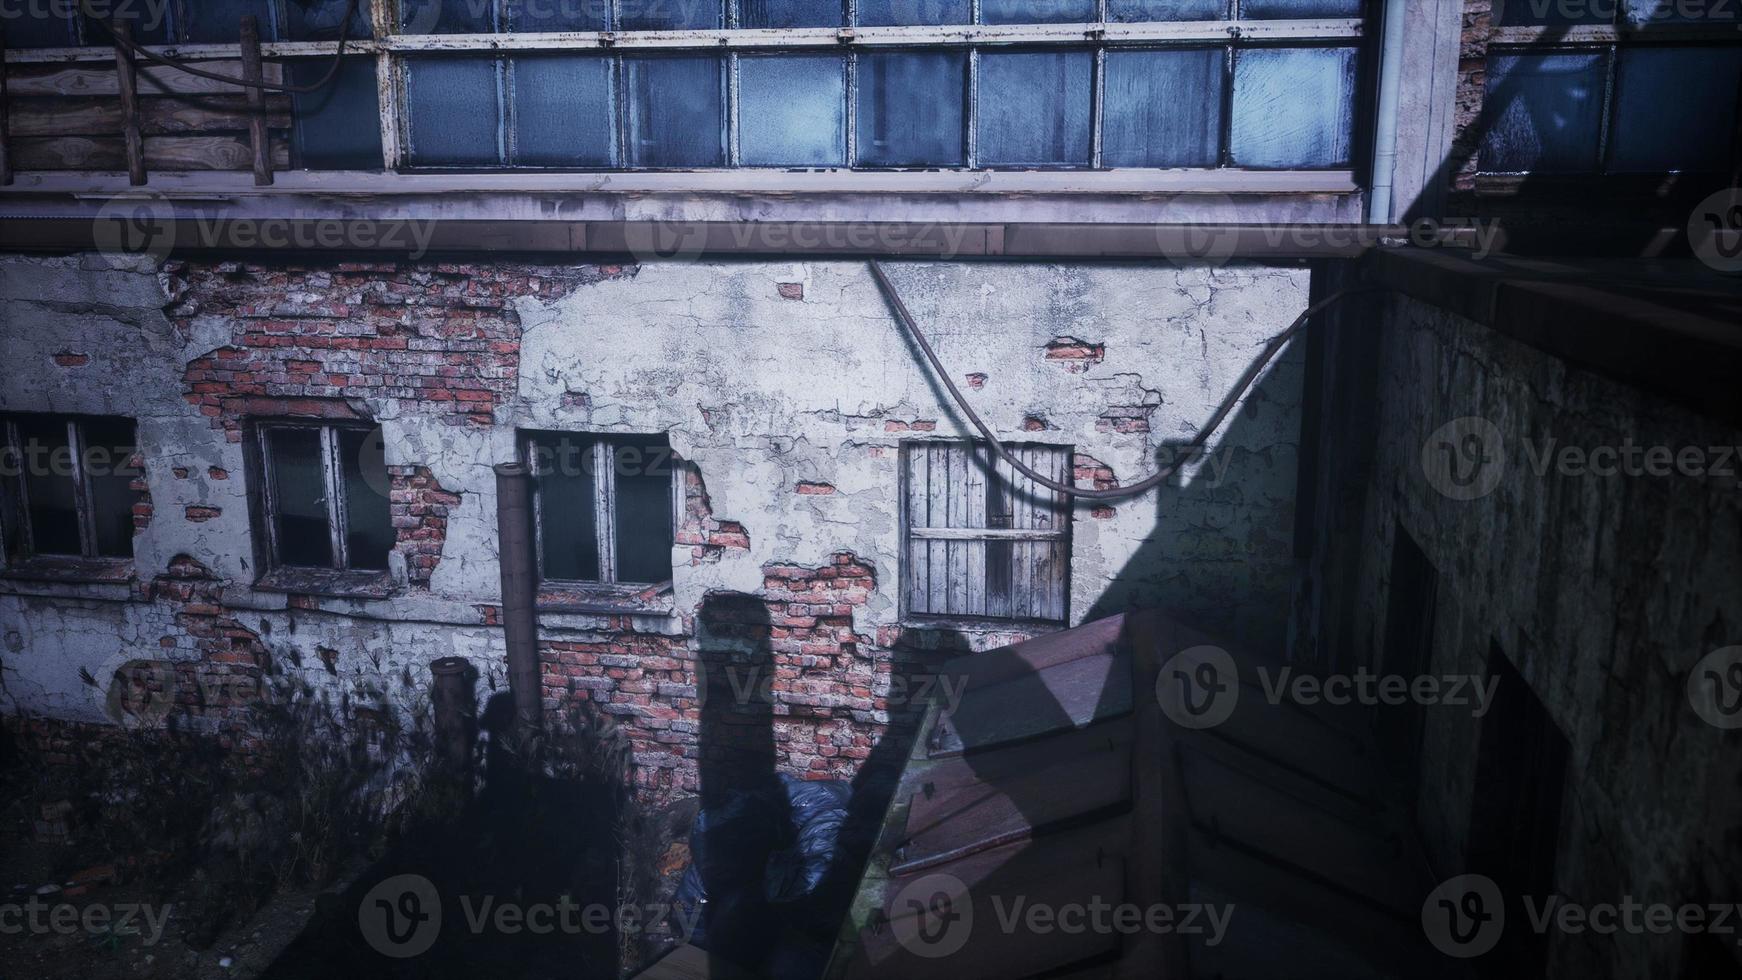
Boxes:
[1230,46,1358,168]
[739,55,847,167]
[856,51,966,166]
[1103,48,1225,167]
[405,57,503,165]
[511,55,616,166]
[1480,51,1605,173]
[625,56,725,167]
[977,49,1093,166]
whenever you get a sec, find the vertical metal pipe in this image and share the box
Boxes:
[430,656,478,774]
[494,462,542,735]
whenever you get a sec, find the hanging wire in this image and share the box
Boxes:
[868,259,1388,501]
[93,0,362,95]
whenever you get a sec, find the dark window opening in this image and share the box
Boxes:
[0,415,141,563]
[256,422,392,573]
[523,431,675,586]
[1377,523,1440,785]
[1467,642,1569,977]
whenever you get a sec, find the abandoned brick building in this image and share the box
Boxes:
[0,0,1739,977]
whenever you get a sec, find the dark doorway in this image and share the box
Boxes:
[1467,643,1570,978]
[1376,523,1439,777]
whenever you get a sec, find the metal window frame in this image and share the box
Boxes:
[0,415,136,561]
[3,1,1365,177]
[1477,0,1742,177]
[522,431,676,587]
[256,420,363,571]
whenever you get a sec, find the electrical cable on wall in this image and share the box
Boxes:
[868,259,1386,502]
[93,0,361,94]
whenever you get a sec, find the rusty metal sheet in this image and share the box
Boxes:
[894,718,1134,874]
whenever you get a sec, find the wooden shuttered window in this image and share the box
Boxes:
[901,440,1070,624]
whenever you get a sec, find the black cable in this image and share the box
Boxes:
[94,0,361,95]
[868,259,1387,501]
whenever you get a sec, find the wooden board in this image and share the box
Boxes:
[7,61,285,97]
[12,135,290,171]
[8,95,292,137]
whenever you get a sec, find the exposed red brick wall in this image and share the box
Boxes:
[677,466,751,565]
[389,465,460,588]
[167,261,630,438]
[539,553,880,801]
[1044,337,1105,372]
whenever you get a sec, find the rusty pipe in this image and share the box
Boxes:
[494,462,542,736]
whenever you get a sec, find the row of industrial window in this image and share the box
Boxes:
[402,46,1357,170]
[1481,44,1742,175]
[0,415,1071,624]
[0,0,1357,45]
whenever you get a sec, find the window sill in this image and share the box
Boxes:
[537,580,674,616]
[900,615,1066,635]
[0,555,136,586]
[254,567,396,601]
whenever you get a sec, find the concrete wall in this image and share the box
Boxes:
[1305,289,1742,977]
[0,253,1310,799]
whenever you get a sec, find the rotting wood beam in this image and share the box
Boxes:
[111,22,145,186]
[239,15,273,186]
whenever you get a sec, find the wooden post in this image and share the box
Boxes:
[112,21,145,185]
[0,26,13,186]
[239,14,273,186]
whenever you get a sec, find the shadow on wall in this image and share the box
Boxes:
[1084,329,1307,656]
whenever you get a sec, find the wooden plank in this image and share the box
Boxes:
[963,442,987,618]
[1013,446,1033,620]
[7,96,293,137]
[909,526,1065,541]
[11,135,289,171]
[945,442,966,617]
[6,61,284,97]
[903,445,929,616]
[370,0,401,169]
[1044,446,1068,621]
[112,24,144,185]
[986,449,1013,619]
[239,15,273,186]
[925,443,948,616]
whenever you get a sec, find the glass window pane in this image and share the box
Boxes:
[511,55,615,167]
[739,0,843,26]
[399,0,496,33]
[1624,0,1740,24]
[739,55,847,167]
[532,434,599,581]
[338,428,391,572]
[1108,0,1225,21]
[7,8,80,46]
[405,57,503,166]
[620,0,723,30]
[856,51,966,166]
[1608,46,1742,173]
[977,49,1092,166]
[980,0,1094,23]
[1241,0,1361,16]
[15,419,81,556]
[1103,48,1225,167]
[1498,0,1612,25]
[82,419,139,560]
[855,0,969,24]
[292,56,385,170]
[1480,51,1605,173]
[181,0,279,43]
[1230,46,1357,168]
[267,428,334,568]
[611,437,673,584]
[505,0,610,30]
[283,0,373,41]
[625,56,725,167]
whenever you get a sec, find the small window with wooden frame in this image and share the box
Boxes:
[901,440,1070,627]
[0,414,142,574]
[521,431,676,592]
[252,421,392,579]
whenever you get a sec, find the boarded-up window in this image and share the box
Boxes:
[902,441,1069,624]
